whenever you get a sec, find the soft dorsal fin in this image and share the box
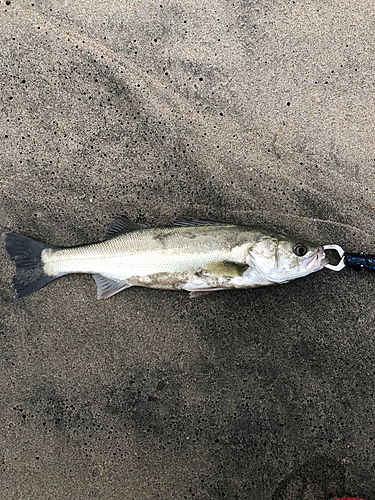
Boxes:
[103,217,148,240]
[172,217,228,227]
[92,274,131,299]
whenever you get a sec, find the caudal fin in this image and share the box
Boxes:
[2,233,62,298]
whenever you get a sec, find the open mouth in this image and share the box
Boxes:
[304,247,329,271]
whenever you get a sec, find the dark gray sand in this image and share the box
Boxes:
[1,1,374,498]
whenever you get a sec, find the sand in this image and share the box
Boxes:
[0,0,374,498]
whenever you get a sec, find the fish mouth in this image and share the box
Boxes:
[303,247,329,271]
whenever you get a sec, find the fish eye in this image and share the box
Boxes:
[293,243,307,257]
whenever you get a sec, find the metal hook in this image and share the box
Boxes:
[323,244,346,271]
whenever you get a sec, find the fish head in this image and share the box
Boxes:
[248,236,328,283]
[275,238,328,280]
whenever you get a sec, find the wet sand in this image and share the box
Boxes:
[0,1,374,498]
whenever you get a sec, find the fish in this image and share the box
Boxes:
[1,216,328,299]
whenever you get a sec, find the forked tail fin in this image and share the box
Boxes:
[2,233,62,298]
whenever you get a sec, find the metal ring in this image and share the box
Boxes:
[323,244,346,271]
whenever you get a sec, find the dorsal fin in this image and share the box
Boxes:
[103,217,148,240]
[171,217,228,227]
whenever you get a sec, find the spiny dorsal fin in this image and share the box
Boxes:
[204,261,249,278]
[171,217,228,227]
[103,217,148,240]
[92,274,131,299]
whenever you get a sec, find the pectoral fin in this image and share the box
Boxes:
[204,261,249,278]
[92,274,131,299]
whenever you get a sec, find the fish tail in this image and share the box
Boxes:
[2,232,63,299]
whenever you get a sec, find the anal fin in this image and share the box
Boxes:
[92,274,131,299]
